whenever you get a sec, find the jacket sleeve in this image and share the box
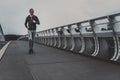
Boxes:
[25,17,28,28]
[35,16,40,25]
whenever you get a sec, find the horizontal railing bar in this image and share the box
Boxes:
[38,13,120,32]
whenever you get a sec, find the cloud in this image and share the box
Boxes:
[0,0,120,35]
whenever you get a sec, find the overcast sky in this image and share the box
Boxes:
[0,0,120,35]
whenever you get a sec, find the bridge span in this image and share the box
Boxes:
[1,13,120,80]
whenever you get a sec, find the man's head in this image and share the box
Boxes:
[29,8,34,16]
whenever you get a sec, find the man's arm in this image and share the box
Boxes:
[35,16,40,25]
[25,17,28,28]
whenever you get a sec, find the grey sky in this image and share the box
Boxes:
[0,0,120,35]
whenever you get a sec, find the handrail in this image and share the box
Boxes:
[37,13,120,32]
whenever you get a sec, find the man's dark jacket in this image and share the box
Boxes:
[25,15,40,30]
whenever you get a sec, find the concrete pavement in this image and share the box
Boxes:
[0,41,120,80]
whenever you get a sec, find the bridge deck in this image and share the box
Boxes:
[0,41,120,80]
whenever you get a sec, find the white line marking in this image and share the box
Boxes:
[0,41,11,60]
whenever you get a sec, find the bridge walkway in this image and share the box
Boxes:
[0,41,120,80]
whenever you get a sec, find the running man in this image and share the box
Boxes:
[25,8,40,54]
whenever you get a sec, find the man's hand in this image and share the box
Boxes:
[27,26,29,29]
[33,20,36,23]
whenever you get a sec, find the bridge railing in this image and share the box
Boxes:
[20,13,120,62]
[0,24,5,42]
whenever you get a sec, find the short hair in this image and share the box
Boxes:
[29,8,34,12]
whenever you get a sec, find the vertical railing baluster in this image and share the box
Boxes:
[108,16,120,61]
[77,23,86,53]
[89,20,100,56]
